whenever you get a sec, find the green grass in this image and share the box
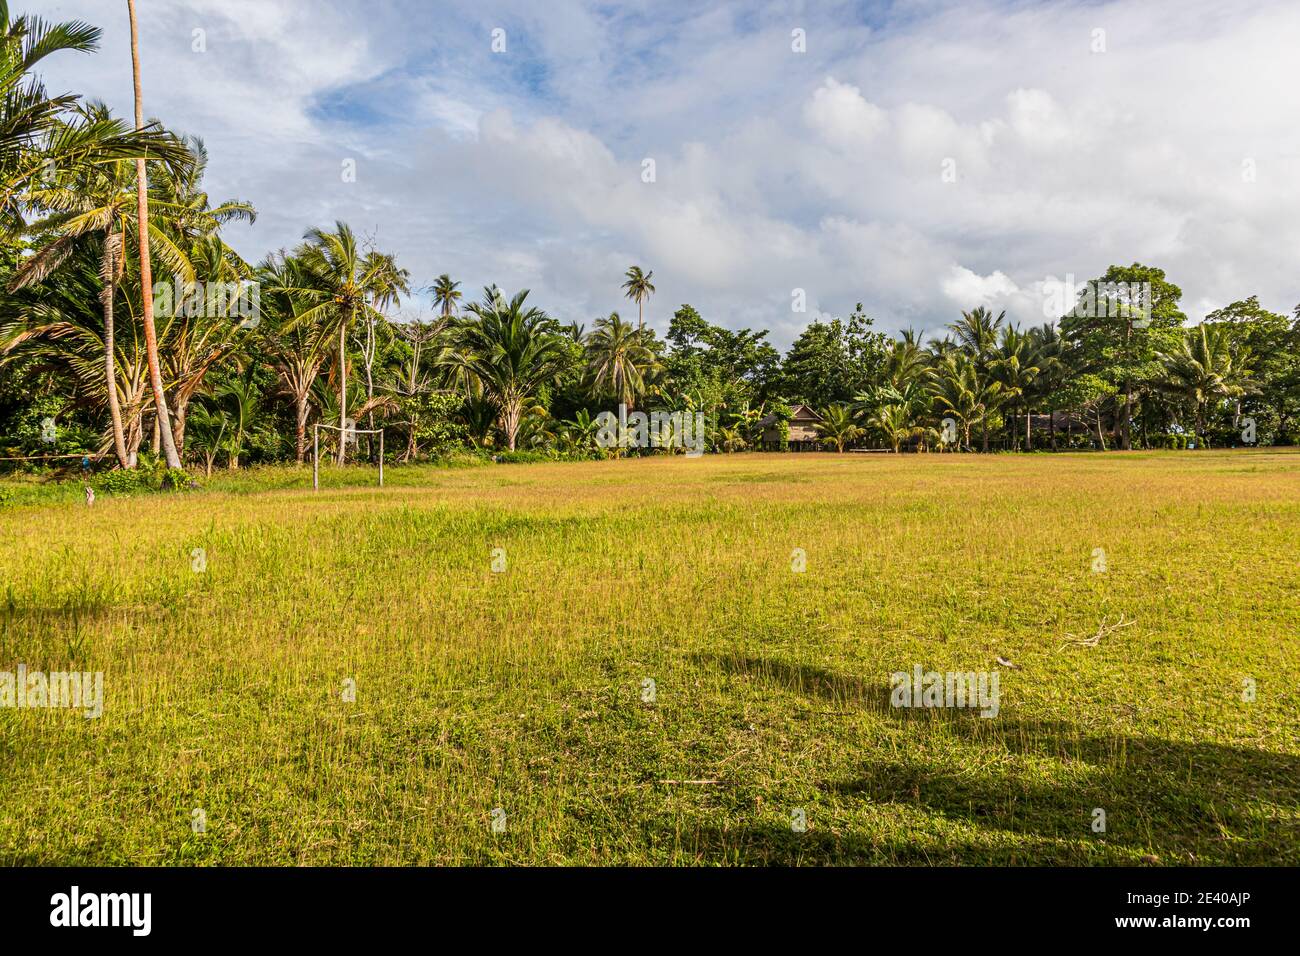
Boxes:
[1,450,1297,865]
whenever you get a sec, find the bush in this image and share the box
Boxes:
[492,450,552,465]
[161,468,194,491]
[92,460,195,495]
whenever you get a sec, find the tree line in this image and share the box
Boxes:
[3,5,1298,477]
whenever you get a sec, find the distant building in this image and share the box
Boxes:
[759,404,823,451]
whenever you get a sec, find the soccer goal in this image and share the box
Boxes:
[312,422,385,491]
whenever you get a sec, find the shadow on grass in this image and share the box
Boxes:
[829,719,1300,864]
[693,652,893,709]
[691,652,1300,865]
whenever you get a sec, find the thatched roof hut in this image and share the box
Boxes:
[759,404,823,449]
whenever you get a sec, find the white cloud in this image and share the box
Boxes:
[804,77,888,152]
[942,267,1020,307]
[34,0,1300,346]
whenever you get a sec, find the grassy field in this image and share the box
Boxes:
[1,450,1297,865]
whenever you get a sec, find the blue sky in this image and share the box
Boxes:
[37,0,1300,346]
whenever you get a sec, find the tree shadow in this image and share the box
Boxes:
[826,717,1300,864]
[691,652,894,710]
[689,653,1300,864]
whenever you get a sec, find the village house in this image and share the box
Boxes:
[759,404,823,451]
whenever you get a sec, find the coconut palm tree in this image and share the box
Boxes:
[148,135,256,267]
[867,402,915,453]
[126,0,181,468]
[584,311,657,410]
[1026,324,1067,450]
[256,252,331,463]
[353,250,408,456]
[949,306,1004,372]
[388,312,450,461]
[450,288,568,451]
[431,273,461,318]
[14,121,250,464]
[0,239,160,461]
[991,325,1040,451]
[10,105,138,467]
[621,265,655,333]
[929,352,1000,451]
[290,222,395,464]
[158,233,254,456]
[1156,324,1253,447]
[815,403,864,452]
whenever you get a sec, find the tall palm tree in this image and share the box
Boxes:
[929,352,1000,451]
[14,121,251,464]
[584,311,657,410]
[11,104,137,467]
[257,252,334,464]
[991,325,1040,451]
[388,313,449,461]
[291,222,394,464]
[948,306,1004,371]
[450,288,568,451]
[1156,324,1253,447]
[159,233,254,457]
[359,249,409,448]
[0,242,149,460]
[621,265,655,333]
[431,273,461,318]
[1026,324,1067,449]
[127,0,181,469]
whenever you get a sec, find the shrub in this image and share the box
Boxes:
[92,461,195,495]
[492,450,551,465]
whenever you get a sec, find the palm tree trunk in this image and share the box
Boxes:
[101,236,130,469]
[1025,406,1032,450]
[295,392,309,465]
[171,397,188,459]
[504,400,520,451]
[128,0,181,470]
[337,311,349,465]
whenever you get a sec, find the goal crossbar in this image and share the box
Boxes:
[312,423,385,491]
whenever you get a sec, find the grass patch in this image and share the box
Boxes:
[1,450,1296,865]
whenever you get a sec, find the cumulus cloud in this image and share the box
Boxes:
[804,78,888,152]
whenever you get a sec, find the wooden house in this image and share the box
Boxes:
[759,404,823,450]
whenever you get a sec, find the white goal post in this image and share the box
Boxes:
[313,423,385,491]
